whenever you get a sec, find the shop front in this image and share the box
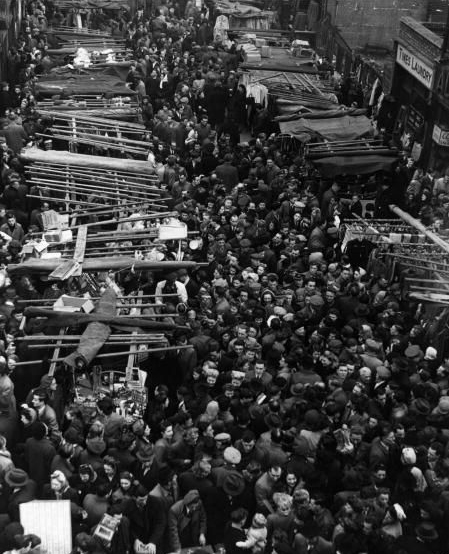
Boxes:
[0,0,22,81]
[430,121,449,173]
[391,31,437,164]
[391,17,449,170]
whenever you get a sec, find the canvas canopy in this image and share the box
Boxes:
[279,113,373,142]
[312,155,399,177]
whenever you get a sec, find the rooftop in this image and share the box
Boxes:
[401,16,443,49]
[422,21,447,39]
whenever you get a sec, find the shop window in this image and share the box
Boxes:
[436,67,449,97]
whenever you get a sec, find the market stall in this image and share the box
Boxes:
[214,0,276,30]
[33,111,152,157]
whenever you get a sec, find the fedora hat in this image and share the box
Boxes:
[5,468,28,488]
[86,438,106,456]
[434,395,449,416]
[264,412,282,429]
[136,442,155,462]
[222,471,245,496]
[413,398,431,416]
[290,383,303,397]
[416,522,438,541]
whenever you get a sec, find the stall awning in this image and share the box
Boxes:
[312,155,398,177]
[60,0,128,8]
[279,114,373,141]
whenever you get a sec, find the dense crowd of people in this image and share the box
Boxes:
[0,1,448,554]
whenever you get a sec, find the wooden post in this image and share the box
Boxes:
[49,328,66,377]
[127,290,143,377]
[72,224,87,277]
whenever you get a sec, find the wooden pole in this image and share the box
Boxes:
[31,178,157,199]
[128,290,143,369]
[18,334,166,341]
[28,163,158,185]
[408,285,449,295]
[405,277,449,284]
[14,344,192,366]
[16,294,180,305]
[69,212,175,231]
[21,147,156,176]
[59,198,169,217]
[29,340,167,348]
[28,166,159,188]
[27,194,105,207]
[409,293,449,305]
[389,205,449,255]
[8,259,203,273]
[49,329,66,377]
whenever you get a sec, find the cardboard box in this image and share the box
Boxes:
[53,295,95,313]
[43,230,63,243]
[261,46,271,58]
[41,252,62,260]
[33,240,49,254]
[245,51,262,63]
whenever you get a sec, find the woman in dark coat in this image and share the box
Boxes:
[229,85,247,130]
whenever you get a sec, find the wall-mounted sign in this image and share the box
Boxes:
[433,124,449,147]
[396,44,434,90]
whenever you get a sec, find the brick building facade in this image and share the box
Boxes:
[324,0,428,51]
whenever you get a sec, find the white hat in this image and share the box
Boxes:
[392,503,406,521]
[401,447,416,465]
[424,346,437,360]
[223,446,241,465]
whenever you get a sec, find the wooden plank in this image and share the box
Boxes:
[48,259,80,280]
[49,328,66,377]
[73,225,87,263]
[127,291,143,373]
[71,225,87,277]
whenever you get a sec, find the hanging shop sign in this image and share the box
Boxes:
[432,124,449,147]
[396,44,434,90]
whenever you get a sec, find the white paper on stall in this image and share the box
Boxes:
[20,500,72,554]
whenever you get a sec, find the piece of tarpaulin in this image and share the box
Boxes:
[276,107,367,122]
[35,75,135,97]
[279,114,373,141]
[63,287,116,368]
[312,155,398,177]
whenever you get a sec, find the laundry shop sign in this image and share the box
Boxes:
[433,125,449,147]
[396,44,434,90]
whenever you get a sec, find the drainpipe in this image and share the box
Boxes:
[441,0,449,61]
